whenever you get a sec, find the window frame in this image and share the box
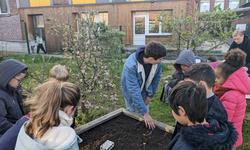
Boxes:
[146,11,172,36]
[200,0,210,12]
[0,0,9,14]
[229,0,239,9]
[214,0,225,10]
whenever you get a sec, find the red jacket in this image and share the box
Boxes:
[214,67,250,147]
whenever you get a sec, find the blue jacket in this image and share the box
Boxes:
[0,116,28,150]
[168,119,237,150]
[0,59,27,137]
[121,52,162,115]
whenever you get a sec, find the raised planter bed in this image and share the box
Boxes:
[75,108,174,150]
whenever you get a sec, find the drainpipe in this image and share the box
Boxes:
[22,21,30,54]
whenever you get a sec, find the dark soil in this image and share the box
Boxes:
[79,114,172,150]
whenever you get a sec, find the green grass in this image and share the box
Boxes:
[2,54,250,149]
[150,65,175,126]
[240,107,250,150]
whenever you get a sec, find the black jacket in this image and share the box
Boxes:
[206,95,227,122]
[229,35,250,73]
[168,119,237,150]
[172,95,228,139]
[0,59,27,136]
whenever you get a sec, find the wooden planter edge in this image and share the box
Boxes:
[75,108,174,135]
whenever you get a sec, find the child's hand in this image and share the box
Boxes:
[143,113,155,129]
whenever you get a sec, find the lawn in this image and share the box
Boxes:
[1,54,250,149]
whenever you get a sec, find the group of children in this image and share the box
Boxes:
[0,61,80,150]
[167,48,250,149]
[121,40,250,149]
[0,40,249,149]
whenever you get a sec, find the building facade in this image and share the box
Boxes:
[198,0,240,12]
[0,0,23,41]
[0,0,198,52]
[235,0,250,35]
[17,0,198,52]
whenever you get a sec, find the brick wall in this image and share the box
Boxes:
[146,35,173,46]
[0,1,23,41]
[8,0,18,15]
[0,15,23,41]
[19,0,192,52]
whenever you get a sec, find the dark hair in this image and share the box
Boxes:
[144,41,167,60]
[168,81,207,124]
[207,56,217,62]
[186,63,215,88]
[218,48,246,80]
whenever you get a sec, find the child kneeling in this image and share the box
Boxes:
[168,81,237,150]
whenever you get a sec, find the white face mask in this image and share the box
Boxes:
[59,110,74,126]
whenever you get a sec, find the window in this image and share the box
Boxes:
[53,0,70,5]
[135,16,145,34]
[78,12,109,32]
[0,0,8,14]
[215,0,224,9]
[32,15,45,43]
[200,0,210,12]
[94,13,108,25]
[149,12,159,34]
[229,0,239,9]
[147,11,172,35]
[80,12,108,25]
[33,15,45,28]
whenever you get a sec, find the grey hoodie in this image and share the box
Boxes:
[0,59,27,136]
[174,49,195,71]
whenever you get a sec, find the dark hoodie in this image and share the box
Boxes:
[229,35,250,73]
[136,47,152,83]
[171,94,228,139]
[168,119,237,150]
[0,59,27,137]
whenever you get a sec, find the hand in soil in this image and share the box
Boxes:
[143,113,155,129]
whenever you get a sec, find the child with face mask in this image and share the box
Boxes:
[15,80,81,150]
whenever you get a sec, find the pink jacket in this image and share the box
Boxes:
[208,61,221,69]
[219,67,250,148]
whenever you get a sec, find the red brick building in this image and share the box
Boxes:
[0,0,23,41]
[1,0,199,52]
[198,0,240,12]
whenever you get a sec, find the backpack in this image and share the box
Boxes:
[160,72,185,103]
[160,80,172,103]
